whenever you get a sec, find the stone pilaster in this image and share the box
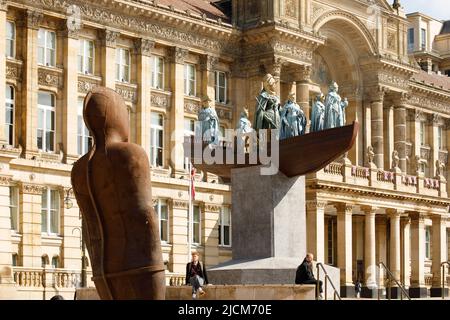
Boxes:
[394,98,408,173]
[375,216,387,294]
[202,203,220,268]
[400,217,411,288]
[387,209,402,298]
[264,57,284,96]
[361,206,377,298]
[134,38,155,156]
[170,200,189,274]
[368,87,385,169]
[200,55,218,102]
[430,214,449,297]
[0,177,13,284]
[169,47,189,174]
[20,183,44,268]
[306,200,326,263]
[409,212,427,298]
[100,29,119,89]
[23,10,43,155]
[336,203,354,297]
[0,3,8,145]
[384,106,394,170]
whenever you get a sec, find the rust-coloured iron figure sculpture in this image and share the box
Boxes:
[71,87,165,300]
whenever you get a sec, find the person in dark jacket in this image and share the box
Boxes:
[295,253,323,298]
[186,251,209,299]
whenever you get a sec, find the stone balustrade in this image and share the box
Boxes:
[313,159,447,198]
[12,267,83,288]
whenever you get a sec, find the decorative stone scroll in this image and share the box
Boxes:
[21,183,45,195]
[38,68,63,88]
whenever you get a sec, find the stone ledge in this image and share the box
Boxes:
[75,284,316,300]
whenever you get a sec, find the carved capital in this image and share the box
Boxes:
[306,200,327,211]
[100,29,120,48]
[134,38,155,57]
[20,183,45,195]
[172,200,188,209]
[204,204,221,213]
[26,10,44,30]
[0,175,12,186]
[393,92,410,107]
[0,0,8,11]
[408,211,426,223]
[200,55,219,71]
[361,206,378,215]
[366,87,386,102]
[386,208,403,217]
[295,65,312,82]
[169,47,189,64]
[335,203,353,214]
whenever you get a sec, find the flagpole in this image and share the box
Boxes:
[188,159,192,261]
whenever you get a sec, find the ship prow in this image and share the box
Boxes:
[184,121,359,178]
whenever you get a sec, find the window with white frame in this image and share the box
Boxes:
[150,112,164,167]
[420,121,426,146]
[192,205,201,244]
[437,126,443,150]
[38,29,56,67]
[421,28,426,50]
[41,188,60,235]
[51,256,59,268]
[153,199,169,242]
[425,226,431,259]
[41,255,49,267]
[151,56,164,90]
[215,71,227,104]
[115,48,130,83]
[37,92,55,152]
[218,207,231,246]
[184,64,196,96]
[6,21,15,58]
[407,28,414,52]
[78,39,94,74]
[12,254,18,267]
[184,118,195,170]
[5,85,14,146]
[77,98,92,155]
[9,186,19,232]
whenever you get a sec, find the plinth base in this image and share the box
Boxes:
[409,287,428,298]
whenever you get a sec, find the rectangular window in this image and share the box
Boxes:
[37,92,55,152]
[421,28,426,50]
[151,56,164,90]
[192,205,201,244]
[437,126,443,150]
[77,98,92,155]
[41,188,60,235]
[153,199,169,242]
[78,39,94,74]
[407,28,414,52]
[425,226,431,259]
[6,21,15,58]
[5,85,14,146]
[150,112,164,167]
[215,71,227,104]
[115,48,130,83]
[420,121,426,146]
[38,29,56,67]
[9,187,19,232]
[327,218,337,266]
[184,118,195,170]
[184,64,196,96]
[218,207,231,246]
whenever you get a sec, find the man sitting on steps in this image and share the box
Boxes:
[295,253,324,299]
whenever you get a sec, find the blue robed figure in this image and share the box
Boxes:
[324,81,348,129]
[280,92,306,139]
[196,95,220,145]
[310,93,325,133]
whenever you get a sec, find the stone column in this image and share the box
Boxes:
[134,38,154,156]
[336,203,354,297]
[361,206,377,298]
[409,212,427,298]
[430,214,449,297]
[384,106,394,169]
[431,115,442,179]
[20,183,44,268]
[61,24,80,163]
[170,200,189,274]
[387,209,402,298]
[169,47,188,175]
[400,217,411,288]
[0,2,7,145]
[306,200,326,263]
[200,55,218,102]
[394,102,407,173]
[368,88,385,169]
[376,216,387,295]
[22,10,43,156]
[203,204,220,268]
[100,29,119,89]
[295,65,311,131]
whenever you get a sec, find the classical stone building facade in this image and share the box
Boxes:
[0,0,449,299]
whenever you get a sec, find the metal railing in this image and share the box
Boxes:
[377,262,410,300]
[441,262,450,300]
[316,263,341,300]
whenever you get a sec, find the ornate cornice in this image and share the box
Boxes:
[204,204,221,213]
[151,92,171,109]
[26,9,44,30]
[134,38,155,57]
[169,47,189,64]
[306,200,327,211]
[172,200,188,209]
[271,39,313,63]
[100,29,120,48]
[0,175,13,186]
[20,183,45,195]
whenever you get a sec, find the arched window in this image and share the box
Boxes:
[51,256,59,268]
[41,255,49,267]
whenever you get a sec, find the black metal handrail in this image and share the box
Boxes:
[378,262,410,300]
[316,263,341,300]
